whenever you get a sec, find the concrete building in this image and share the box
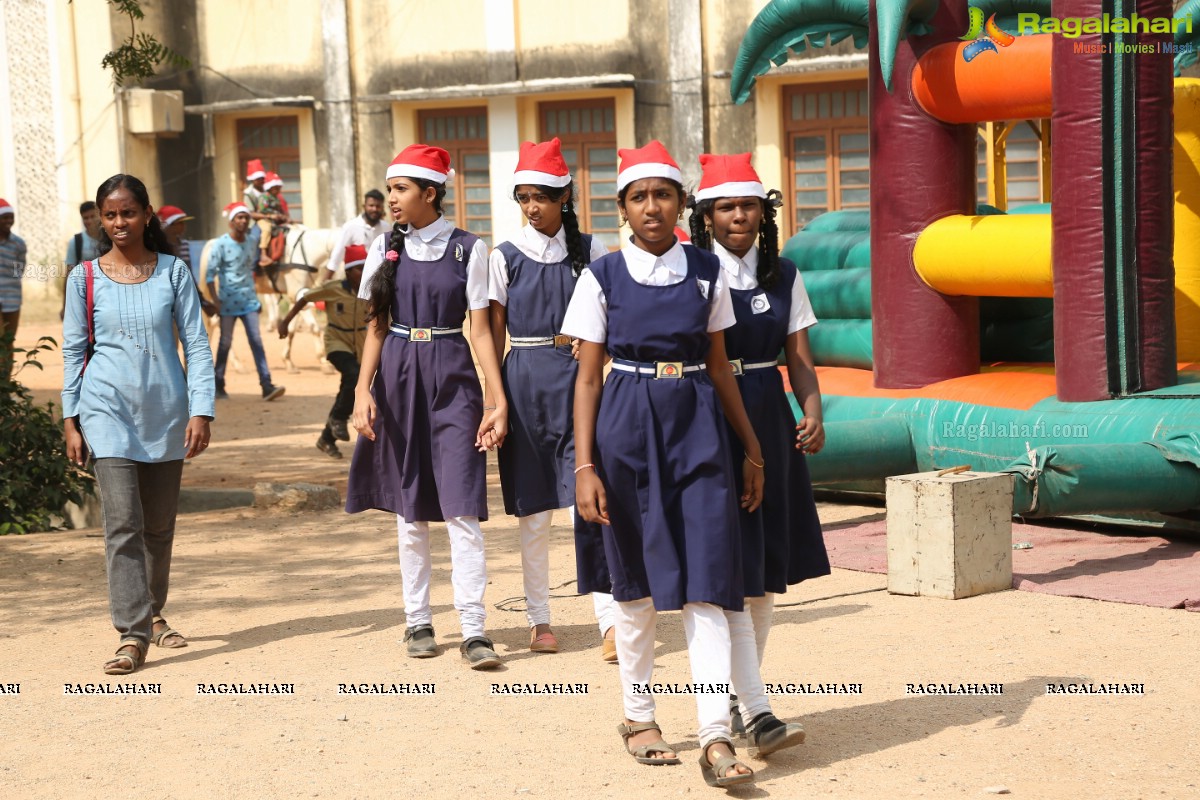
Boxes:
[1,0,1049,273]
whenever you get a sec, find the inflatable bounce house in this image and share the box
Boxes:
[733,0,1200,529]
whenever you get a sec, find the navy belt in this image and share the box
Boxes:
[610,358,707,379]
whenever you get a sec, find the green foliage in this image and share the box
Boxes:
[0,334,95,535]
[72,0,190,87]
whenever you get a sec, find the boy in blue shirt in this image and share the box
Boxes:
[205,202,285,401]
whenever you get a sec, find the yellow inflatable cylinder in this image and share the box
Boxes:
[913,214,1053,298]
[1174,79,1200,362]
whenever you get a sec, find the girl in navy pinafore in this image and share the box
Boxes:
[688,151,829,756]
[488,138,616,655]
[346,144,509,671]
[565,141,764,787]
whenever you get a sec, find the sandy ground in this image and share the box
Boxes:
[3,297,1199,800]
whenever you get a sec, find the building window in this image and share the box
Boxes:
[977,120,1047,210]
[418,107,491,240]
[237,116,303,222]
[782,82,869,235]
[539,99,620,249]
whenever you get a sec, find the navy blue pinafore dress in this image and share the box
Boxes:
[723,258,829,594]
[495,237,593,517]
[345,229,488,522]
[584,246,743,612]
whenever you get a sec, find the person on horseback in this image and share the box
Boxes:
[255,171,290,268]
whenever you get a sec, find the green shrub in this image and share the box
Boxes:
[0,333,95,534]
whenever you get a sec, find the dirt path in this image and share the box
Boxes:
[3,314,1198,799]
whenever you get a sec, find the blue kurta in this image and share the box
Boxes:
[62,253,216,462]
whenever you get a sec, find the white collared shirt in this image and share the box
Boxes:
[488,224,610,306]
[357,215,489,310]
[560,239,736,344]
[328,213,391,273]
[713,242,818,335]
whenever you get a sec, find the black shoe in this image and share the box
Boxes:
[460,636,501,670]
[263,385,286,401]
[404,625,438,658]
[745,712,805,757]
[327,415,350,441]
[316,435,342,459]
[215,388,230,400]
[730,695,745,736]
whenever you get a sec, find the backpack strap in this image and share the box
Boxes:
[73,232,83,265]
[83,260,96,372]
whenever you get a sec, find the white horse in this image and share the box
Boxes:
[198,224,337,374]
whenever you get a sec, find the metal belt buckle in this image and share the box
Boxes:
[654,361,684,379]
[408,327,433,342]
[553,334,572,348]
[729,358,744,377]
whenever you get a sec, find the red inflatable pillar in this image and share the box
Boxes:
[869,0,978,389]
[1052,0,1176,400]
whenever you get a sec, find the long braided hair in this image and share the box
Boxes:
[516,181,589,276]
[365,177,447,324]
[687,189,785,291]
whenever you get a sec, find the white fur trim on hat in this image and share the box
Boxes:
[512,170,572,189]
[693,180,767,202]
[616,162,683,192]
[0,204,12,216]
[224,203,251,218]
[386,163,452,183]
[160,212,188,227]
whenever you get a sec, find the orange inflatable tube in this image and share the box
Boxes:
[912,33,1053,124]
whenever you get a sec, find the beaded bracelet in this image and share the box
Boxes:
[574,463,596,474]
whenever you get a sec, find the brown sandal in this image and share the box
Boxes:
[152,617,187,648]
[699,738,755,788]
[102,641,146,675]
[617,722,681,765]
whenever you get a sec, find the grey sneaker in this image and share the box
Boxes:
[262,385,286,401]
[403,625,437,658]
[460,636,501,670]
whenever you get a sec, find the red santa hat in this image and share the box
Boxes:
[0,198,12,216]
[157,205,194,227]
[223,201,251,219]
[246,159,266,181]
[512,137,571,189]
[264,171,284,190]
[616,141,683,192]
[386,144,453,184]
[694,153,766,202]
[343,244,368,270]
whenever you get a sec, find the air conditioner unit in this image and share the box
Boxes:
[125,89,185,136]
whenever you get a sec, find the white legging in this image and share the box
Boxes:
[615,598,734,747]
[396,514,487,639]
[728,593,776,725]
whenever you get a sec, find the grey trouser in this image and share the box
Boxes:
[93,458,184,646]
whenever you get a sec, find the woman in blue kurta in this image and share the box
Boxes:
[346,144,509,670]
[487,137,614,655]
[62,174,215,675]
[689,152,830,756]
[565,141,765,789]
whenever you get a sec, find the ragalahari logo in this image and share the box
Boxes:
[961,7,1016,61]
